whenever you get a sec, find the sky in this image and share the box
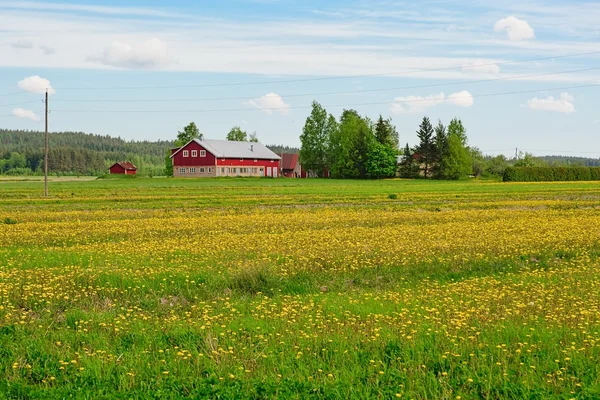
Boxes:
[1,0,599,156]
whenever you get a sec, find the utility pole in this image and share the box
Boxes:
[44,89,49,197]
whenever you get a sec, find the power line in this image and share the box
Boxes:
[48,66,600,104]
[1,50,599,97]
[0,100,42,108]
[50,82,600,114]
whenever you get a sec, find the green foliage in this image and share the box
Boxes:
[486,155,508,177]
[503,166,600,182]
[374,115,399,148]
[0,130,173,177]
[514,152,547,168]
[415,117,436,178]
[164,150,174,177]
[470,147,485,177]
[299,101,336,177]
[328,110,372,178]
[441,133,472,180]
[366,141,398,179]
[176,122,202,146]
[398,143,420,179]
[226,126,248,142]
[433,118,472,180]
[249,131,259,143]
[388,193,398,199]
[3,217,17,225]
[432,120,448,179]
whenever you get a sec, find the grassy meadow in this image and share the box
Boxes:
[1,177,600,399]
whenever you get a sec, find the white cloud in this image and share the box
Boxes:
[18,75,56,95]
[526,92,576,113]
[462,60,500,75]
[245,93,290,115]
[87,38,171,69]
[11,40,34,49]
[391,90,474,114]
[447,90,475,107]
[40,45,56,55]
[12,108,40,121]
[494,16,535,41]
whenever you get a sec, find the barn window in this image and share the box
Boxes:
[183,150,189,157]
[191,150,198,157]
[190,168,196,173]
[253,168,257,173]
[260,168,264,172]
[232,168,236,173]
[179,168,185,174]
[200,150,206,157]
[200,168,205,173]
[221,168,225,173]
[254,159,257,162]
[240,159,244,162]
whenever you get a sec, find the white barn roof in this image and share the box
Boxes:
[171,139,281,160]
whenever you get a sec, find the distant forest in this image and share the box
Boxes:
[0,130,300,176]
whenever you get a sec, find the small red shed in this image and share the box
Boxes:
[109,161,137,175]
[281,154,303,178]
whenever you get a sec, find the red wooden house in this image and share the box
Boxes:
[109,161,137,175]
[170,139,281,177]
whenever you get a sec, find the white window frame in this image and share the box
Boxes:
[190,167,196,174]
[208,168,212,173]
[240,159,244,162]
[179,168,185,174]
[200,168,205,173]
[191,150,198,157]
[200,150,206,157]
[254,159,257,162]
[183,150,189,157]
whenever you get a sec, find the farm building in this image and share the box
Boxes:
[281,154,305,178]
[171,139,281,177]
[109,161,137,175]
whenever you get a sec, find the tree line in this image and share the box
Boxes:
[299,102,399,179]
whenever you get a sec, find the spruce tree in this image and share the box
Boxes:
[415,117,435,178]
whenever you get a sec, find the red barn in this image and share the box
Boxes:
[281,154,304,178]
[109,161,137,175]
[170,139,281,177]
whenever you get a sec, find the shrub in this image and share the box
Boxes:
[503,167,600,182]
[3,217,17,225]
[388,194,398,200]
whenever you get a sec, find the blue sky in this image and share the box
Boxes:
[1,0,599,156]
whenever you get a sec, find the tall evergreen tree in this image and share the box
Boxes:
[433,120,448,178]
[415,116,435,178]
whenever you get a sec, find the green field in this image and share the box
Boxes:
[1,177,600,399]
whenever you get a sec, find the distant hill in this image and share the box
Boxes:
[0,130,173,176]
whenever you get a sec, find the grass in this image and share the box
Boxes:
[0,177,600,399]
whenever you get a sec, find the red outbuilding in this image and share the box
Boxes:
[170,139,281,177]
[281,153,305,178]
[109,161,137,175]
